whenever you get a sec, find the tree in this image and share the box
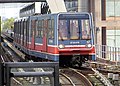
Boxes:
[2,17,15,31]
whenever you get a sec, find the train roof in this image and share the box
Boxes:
[15,12,91,22]
[30,12,91,18]
[14,17,29,22]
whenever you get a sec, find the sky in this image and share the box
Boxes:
[0,8,20,19]
[0,3,32,19]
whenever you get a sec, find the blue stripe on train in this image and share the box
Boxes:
[29,50,59,61]
[14,42,59,61]
[92,55,96,61]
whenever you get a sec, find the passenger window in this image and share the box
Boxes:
[37,20,43,38]
[31,20,36,37]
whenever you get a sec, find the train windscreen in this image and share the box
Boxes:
[58,13,91,40]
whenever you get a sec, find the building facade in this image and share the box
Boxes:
[65,0,120,47]
[64,0,120,61]
[106,0,120,47]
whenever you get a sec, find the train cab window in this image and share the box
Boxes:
[70,20,79,39]
[81,20,91,39]
[58,20,68,40]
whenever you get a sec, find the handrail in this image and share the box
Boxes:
[95,44,120,62]
[0,62,59,86]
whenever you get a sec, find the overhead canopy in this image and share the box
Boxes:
[0,0,67,13]
[0,0,46,3]
[46,0,67,13]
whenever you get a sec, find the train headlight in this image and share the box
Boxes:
[86,44,92,48]
[58,44,65,49]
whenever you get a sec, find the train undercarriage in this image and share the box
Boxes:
[59,55,91,68]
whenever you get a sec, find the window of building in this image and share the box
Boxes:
[106,0,120,17]
[107,30,120,47]
[65,0,78,12]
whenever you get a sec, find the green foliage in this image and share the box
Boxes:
[2,17,15,31]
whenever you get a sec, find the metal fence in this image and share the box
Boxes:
[0,62,59,86]
[95,45,120,62]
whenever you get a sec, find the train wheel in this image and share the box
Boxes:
[70,56,82,68]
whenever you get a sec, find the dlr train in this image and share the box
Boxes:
[14,12,96,67]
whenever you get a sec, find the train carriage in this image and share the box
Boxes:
[14,12,96,67]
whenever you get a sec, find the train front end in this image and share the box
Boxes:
[57,13,95,67]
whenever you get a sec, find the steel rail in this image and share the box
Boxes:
[60,72,76,86]
[1,55,5,62]
[60,68,93,86]
[12,78,23,86]
[69,68,93,86]
[1,46,23,86]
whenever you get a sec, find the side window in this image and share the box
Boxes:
[26,21,28,37]
[43,20,47,37]
[48,19,51,38]
[51,19,54,39]
[26,20,29,40]
[31,20,36,37]
[36,20,43,38]
[20,21,22,37]
[48,19,54,39]
[41,20,43,38]
[36,21,38,37]
[18,22,21,39]
[24,21,26,39]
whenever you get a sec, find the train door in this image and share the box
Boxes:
[42,20,48,52]
[23,20,25,47]
[18,22,20,44]
[19,21,21,46]
[24,20,27,48]
[31,20,36,50]
[26,20,29,48]
[21,21,24,46]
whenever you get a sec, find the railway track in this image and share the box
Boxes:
[1,42,93,86]
[1,42,21,62]
[0,45,24,86]
[1,43,12,62]
[1,34,119,86]
[1,34,27,86]
[59,68,92,86]
[1,42,120,86]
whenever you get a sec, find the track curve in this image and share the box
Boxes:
[59,68,93,86]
